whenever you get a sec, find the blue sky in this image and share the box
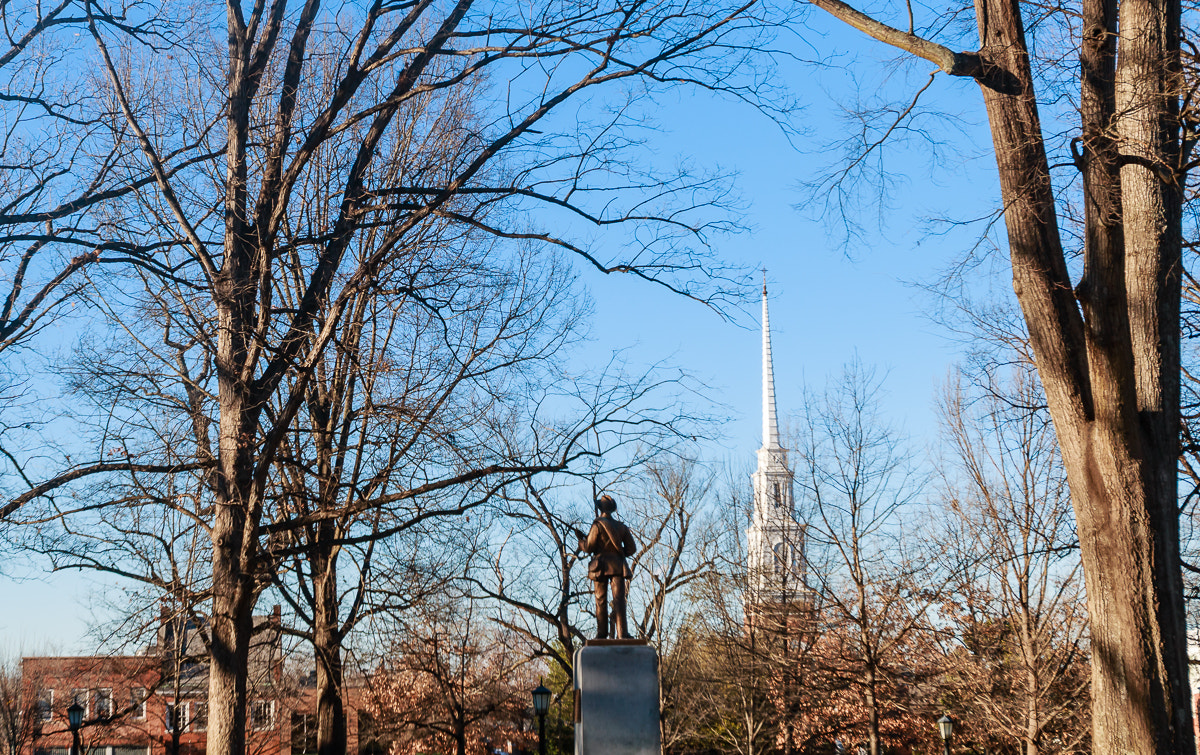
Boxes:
[0,14,1007,654]
[584,30,999,460]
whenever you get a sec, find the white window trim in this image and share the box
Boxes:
[71,689,89,719]
[250,700,275,731]
[95,688,114,719]
[192,702,207,733]
[131,687,147,721]
[38,689,53,722]
[165,701,189,733]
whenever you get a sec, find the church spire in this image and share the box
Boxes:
[747,272,804,605]
[762,272,781,451]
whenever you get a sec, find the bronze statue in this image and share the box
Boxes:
[576,494,638,639]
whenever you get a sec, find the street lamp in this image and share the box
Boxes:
[936,714,954,755]
[531,683,551,755]
[67,702,84,755]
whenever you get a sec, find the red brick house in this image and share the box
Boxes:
[20,608,358,755]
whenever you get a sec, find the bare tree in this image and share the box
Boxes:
[359,594,537,755]
[5,3,790,754]
[799,0,1197,743]
[794,360,941,755]
[676,490,787,755]
[937,366,1090,754]
[261,228,663,755]
[616,459,720,646]
[0,653,33,755]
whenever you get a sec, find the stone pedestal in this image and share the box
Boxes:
[573,640,661,755]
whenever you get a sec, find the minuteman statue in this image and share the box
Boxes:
[577,494,638,639]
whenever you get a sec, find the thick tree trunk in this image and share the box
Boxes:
[314,541,348,755]
[208,496,256,755]
[1023,664,1040,755]
[204,6,265,755]
[863,663,879,755]
[967,0,1193,747]
[1111,0,1190,745]
[206,374,262,755]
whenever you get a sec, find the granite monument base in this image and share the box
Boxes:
[573,639,662,755]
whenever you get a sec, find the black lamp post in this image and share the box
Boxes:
[67,702,84,755]
[936,714,954,755]
[531,683,551,755]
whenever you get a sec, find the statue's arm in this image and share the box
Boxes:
[580,522,599,552]
[623,527,637,557]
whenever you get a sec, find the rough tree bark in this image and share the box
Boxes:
[311,541,346,755]
[805,0,1191,748]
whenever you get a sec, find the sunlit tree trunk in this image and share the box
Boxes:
[804,0,1193,745]
[313,540,348,755]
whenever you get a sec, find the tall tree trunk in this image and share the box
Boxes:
[205,4,267,754]
[1113,0,1189,746]
[970,0,1191,748]
[314,539,348,755]
[208,380,261,755]
[802,0,1195,742]
[208,499,256,755]
[1024,666,1040,755]
[863,663,879,755]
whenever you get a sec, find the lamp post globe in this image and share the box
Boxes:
[531,684,551,755]
[532,684,550,717]
[67,703,83,730]
[67,702,84,755]
[936,714,954,755]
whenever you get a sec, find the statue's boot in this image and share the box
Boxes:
[614,613,631,640]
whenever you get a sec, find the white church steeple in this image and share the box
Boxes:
[747,275,805,602]
[762,275,781,453]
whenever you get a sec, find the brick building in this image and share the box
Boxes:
[20,608,362,755]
